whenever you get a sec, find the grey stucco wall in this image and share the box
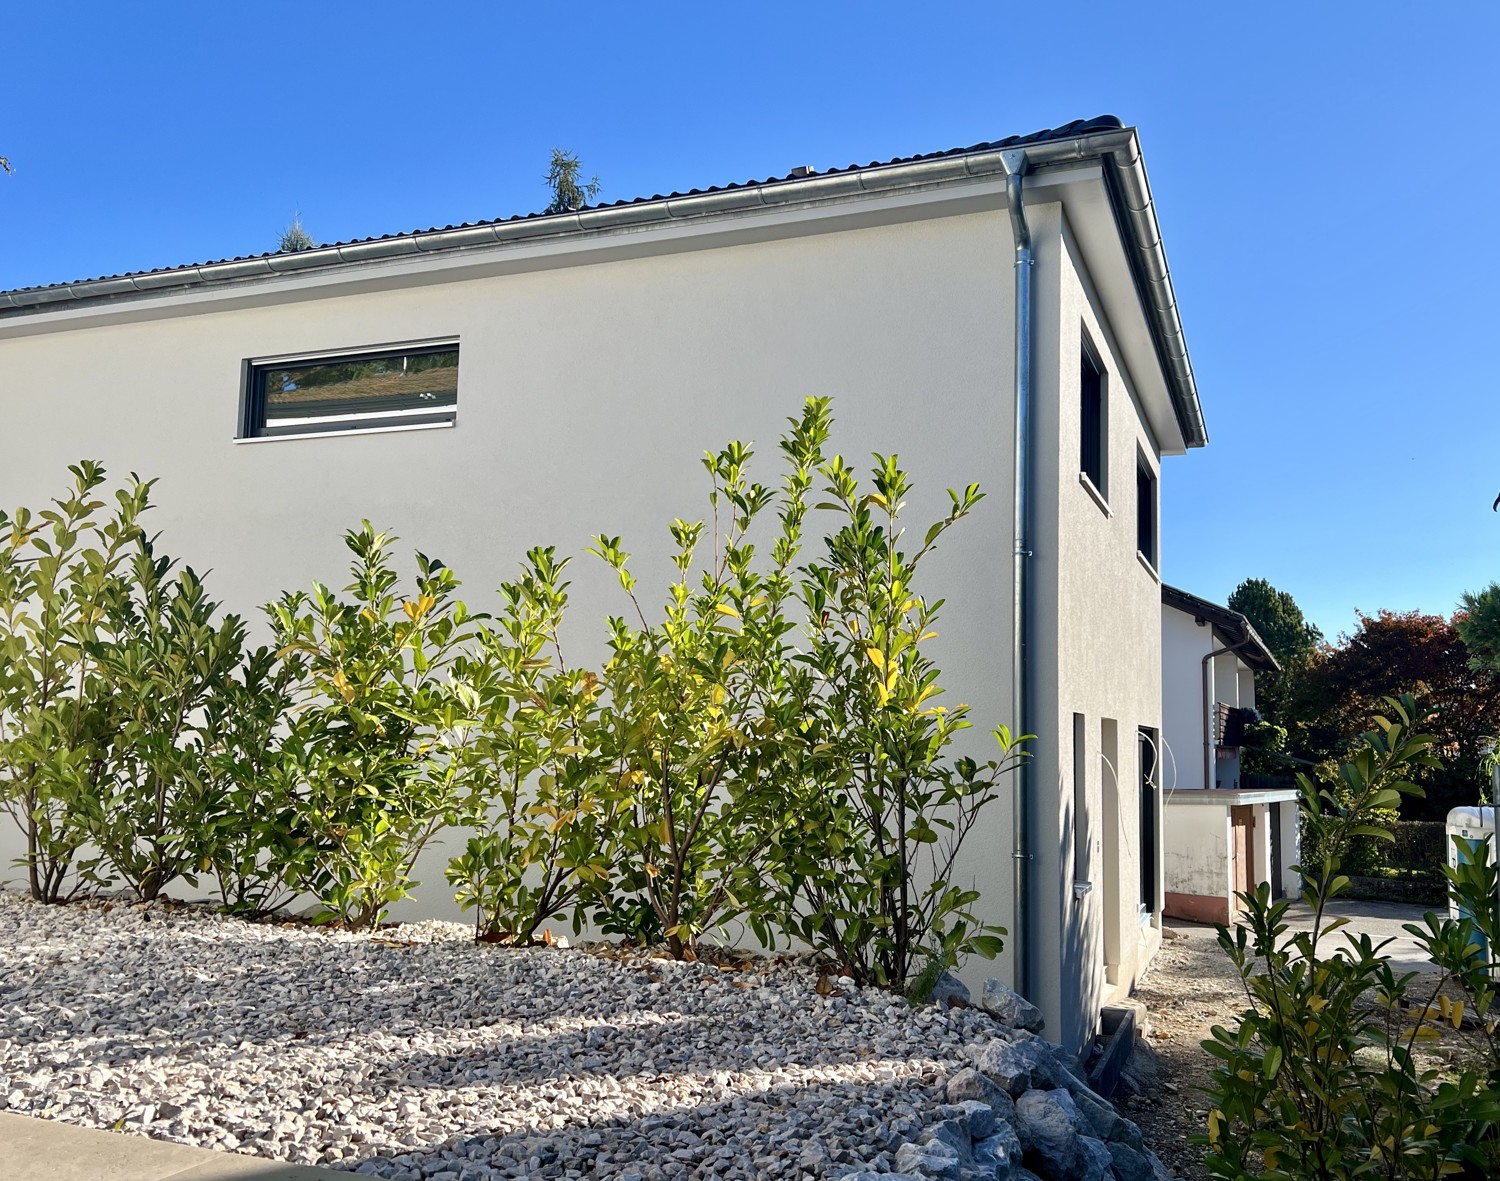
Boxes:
[1028,205,1166,1055]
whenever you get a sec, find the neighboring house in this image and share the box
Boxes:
[1160,585,1300,924]
[0,116,1208,1057]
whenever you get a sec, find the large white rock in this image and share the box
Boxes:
[979,979,1045,1033]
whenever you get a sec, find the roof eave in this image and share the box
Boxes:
[0,122,1207,449]
[1013,129,1206,449]
[1162,584,1280,673]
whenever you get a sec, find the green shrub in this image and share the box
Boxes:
[1203,694,1500,1181]
[584,402,828,957]
[446,546,626,944]
[197,643,307,916]
[269,523,474,929]
[1,417,1025,993]
[78,541,248,901]
[0,462,153,902]
[770,450,1025,989]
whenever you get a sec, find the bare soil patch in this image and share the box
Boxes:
[1121,922,1243,1181]
[1122,909,1484,1181]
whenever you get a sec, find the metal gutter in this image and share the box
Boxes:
[0,127,1205,449]
[1001,149,1035,1003]
[0,149,1017,308]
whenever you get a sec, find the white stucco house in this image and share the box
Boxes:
[0,116,1209,1057]
[1160,585,1300,924]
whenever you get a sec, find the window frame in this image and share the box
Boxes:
[1072,713,1090,893]
[1079,331,1108,501]
[1136,450,1159,570]
[237,337,460,441]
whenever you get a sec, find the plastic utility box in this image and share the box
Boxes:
[1446,805,1497,974]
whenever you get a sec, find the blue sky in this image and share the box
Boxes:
[3,1,1496,642]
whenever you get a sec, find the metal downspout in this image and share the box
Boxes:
[1001,149,1035,1001]
[1201,638,1251,790]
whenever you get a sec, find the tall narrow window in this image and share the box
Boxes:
[1139,727,1159,916]
[241,340,459,439]
[1073,713,1089,887]
[1080,341,1106,494]
[1136,456,1158,568]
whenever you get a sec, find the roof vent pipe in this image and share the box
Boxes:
[786,165,815,178]
[1001,148,1035,1002]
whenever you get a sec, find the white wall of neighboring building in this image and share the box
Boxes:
[1162,595,1300,924]
[1162,606,1212,792]
[1163,805,1230,901]
[1277,799,1302,897]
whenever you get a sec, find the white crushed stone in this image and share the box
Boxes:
[0,891,1008,1179]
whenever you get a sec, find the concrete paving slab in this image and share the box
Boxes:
[0,1112,338,1180]
[1278,899,1435,975]
[1163,896,1442,975]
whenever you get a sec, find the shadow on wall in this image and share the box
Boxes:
[1056,786,1103,1062]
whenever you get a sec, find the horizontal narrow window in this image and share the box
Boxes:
[241,341,458,438]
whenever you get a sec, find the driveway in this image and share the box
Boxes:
[1277,898,1439,975]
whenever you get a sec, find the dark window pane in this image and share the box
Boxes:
[248,346,458,437]
[1080,348,1104,490]
[1137,462,1157,565]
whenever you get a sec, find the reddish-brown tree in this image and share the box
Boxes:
[1291,609,1500,819]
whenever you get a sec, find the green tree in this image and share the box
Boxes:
[1228,578,1322,775]
[0,463,153,902]
[1228,578,1324,664]
[445,546,626,946]
[278,214,315,253]
[81,540,248,901]
[1457,583,1500,674]
[543,149,601,215]
[585,406,824,958]
[1292,610,1500,821]
[268,524,475,928]
[772,451,1027,990]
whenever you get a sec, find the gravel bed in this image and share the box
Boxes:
[0,890,1011,1179]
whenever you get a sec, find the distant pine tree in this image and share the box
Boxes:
[278,213,315,253]
[543,149,601,215]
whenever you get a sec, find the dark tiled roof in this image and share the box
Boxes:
[1,117,1124,299]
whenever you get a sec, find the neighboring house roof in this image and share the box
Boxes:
[1162,584,1280,672]
[0,116,1207,447]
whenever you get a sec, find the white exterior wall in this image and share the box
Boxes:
[1029,206,1164,1055]
[1162,607,1212,792]
[1163,805,1230,900]
[0,205,1023,956]
[1277,798,1302,897]
[0,173,1195,1052]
